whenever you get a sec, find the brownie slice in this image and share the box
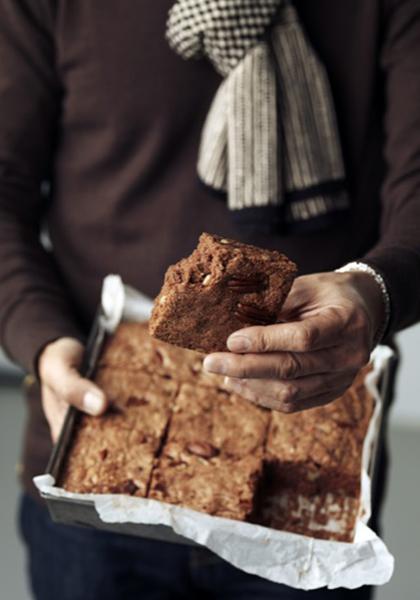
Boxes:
[257,366,374,542]
[149,383,270,520]
[99,321,227,389]
[149,233,297,353]
[150,453,263,521]
[59,369,178,497]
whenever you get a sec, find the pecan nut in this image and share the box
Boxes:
[111,479,139,496]
[227,275,268,294]
[234,303,276,326]
[186,441,219,459]
[126,395,149,407]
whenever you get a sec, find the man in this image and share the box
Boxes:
[0,1,419,598]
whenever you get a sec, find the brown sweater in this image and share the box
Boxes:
[0,0,419,495]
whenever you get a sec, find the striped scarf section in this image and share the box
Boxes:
[167,0,349,231]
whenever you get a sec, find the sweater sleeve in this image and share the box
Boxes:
[363,0,420,334]
[0,0,84,374]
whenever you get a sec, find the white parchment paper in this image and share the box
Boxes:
[34,276,395,590]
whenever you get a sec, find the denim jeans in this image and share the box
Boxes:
[19,494,374,600]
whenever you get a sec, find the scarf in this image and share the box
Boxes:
[166,0,349,232]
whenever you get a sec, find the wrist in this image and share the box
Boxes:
[335,262,390,345]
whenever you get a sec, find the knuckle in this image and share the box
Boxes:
[327,306,348,330]
[282,353,301,379]
[231,357,258,379]
[258,328,273,352]
[235,363,253,379]
[279,401,297,414]
[279,382,299,403]
[294,326,318,351]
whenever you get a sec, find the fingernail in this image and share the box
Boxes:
[83,392,104,416]
[227,335,251,353]
[203,356,227,375]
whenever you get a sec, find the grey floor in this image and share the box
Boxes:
[0,381,419,599]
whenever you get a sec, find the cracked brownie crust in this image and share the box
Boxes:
[149,233,298,353]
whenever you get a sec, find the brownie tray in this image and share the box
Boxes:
[37,276,396,551]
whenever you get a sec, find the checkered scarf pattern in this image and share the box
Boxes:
[167,0,349,229]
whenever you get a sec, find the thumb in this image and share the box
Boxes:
[40,337,108,416]
[51,367,107,416]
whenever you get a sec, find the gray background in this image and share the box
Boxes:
[1,325,419,599]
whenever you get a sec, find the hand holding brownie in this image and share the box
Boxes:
[204,271,385,412]
[150,233,386,413]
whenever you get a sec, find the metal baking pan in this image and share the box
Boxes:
[39,277,396,546]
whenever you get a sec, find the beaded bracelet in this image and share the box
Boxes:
[335,261,391,346]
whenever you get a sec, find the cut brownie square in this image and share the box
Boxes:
[149,232,297,353]
[163,383,270,457]
[59,369,178,497]
[149,383,270,520]
[257,366,374,541]
[149,453,263,521]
